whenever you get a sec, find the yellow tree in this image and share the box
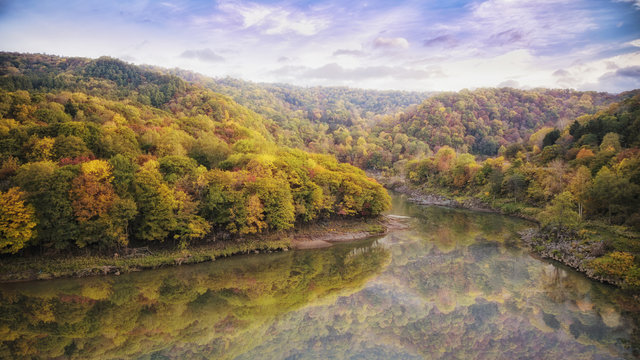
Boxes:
[0,187,37,254]
[69,160,116,222]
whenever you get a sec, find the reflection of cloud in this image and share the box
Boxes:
[180,48,225,62]
[373,37,409,50]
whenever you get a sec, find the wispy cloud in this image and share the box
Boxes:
[333,49,366,57]
[1,0,639,92]
[614,0,640,9]
[373,37,409,50]
[180,48,225,63]
[210,0,330,36]
[423,35,458,48]
[300,63,439,81]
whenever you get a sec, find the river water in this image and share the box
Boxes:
[1,195,638,359]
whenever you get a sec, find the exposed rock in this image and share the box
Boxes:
[519,228,617,286]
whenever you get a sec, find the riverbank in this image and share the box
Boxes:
[520,226,640,291]
[373,173,539,223]
[0,216,400,283]
[373,173,640,293]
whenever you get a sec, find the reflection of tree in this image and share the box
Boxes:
[540,267,576,303]
[0,240,390,360]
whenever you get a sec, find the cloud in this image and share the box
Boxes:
[119,55,137,62]
[1,0,638,92]
[605,61,620,70]
[333,49,366,57]
[423,34,457,48]
[216,1,329,36]
[552,68,580,87]
[614,0,640,9]
[284,63,439,81]
[466,0,597,53]
[593,66,640,92]
[552,69,570,77]
[614,66,640,78]
[373,37,409,50]
[180,48,225,63]
[488,29,525,47]
[498,80,520,88]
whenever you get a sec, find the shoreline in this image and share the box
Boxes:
[0,216,404,283]
[372,174,639,293]
[374,174,538,223]
[519,228,616,285]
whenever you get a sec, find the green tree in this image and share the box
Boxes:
[599,132,621,152]
[537,191,580,231]
[590,166,628,222]
[132,160,177,242]
[15,163,80,249]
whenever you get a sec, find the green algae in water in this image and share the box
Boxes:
[0,195,638,359]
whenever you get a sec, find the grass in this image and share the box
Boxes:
[0,237,291,282]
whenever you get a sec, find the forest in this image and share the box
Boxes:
[160,65,640,290]
[0,52,638,291]
[0,53,390,255]
[401,95,640,289]
[158,67,630,169]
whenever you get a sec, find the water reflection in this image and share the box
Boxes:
[0,195,638,359]
[0,241,390,359]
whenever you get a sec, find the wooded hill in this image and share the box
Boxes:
[0,52,390,254]
[158,68,634,170]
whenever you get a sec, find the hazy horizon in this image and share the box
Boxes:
[1,0,639,93]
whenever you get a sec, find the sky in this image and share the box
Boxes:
[1,0,639,92]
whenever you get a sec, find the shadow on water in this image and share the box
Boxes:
[1,194,638,359]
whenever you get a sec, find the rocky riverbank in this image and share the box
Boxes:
[371,173,639,292]
[372,173,537,222]
[519,228,615,285]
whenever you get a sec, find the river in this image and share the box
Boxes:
[1,195,638,359]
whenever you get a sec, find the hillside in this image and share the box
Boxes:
[400,92,640,289]
[0,52,390,255]
[159,67,632,171]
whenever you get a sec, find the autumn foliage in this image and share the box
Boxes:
[0,53,390,254]
[0,187,36,253]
